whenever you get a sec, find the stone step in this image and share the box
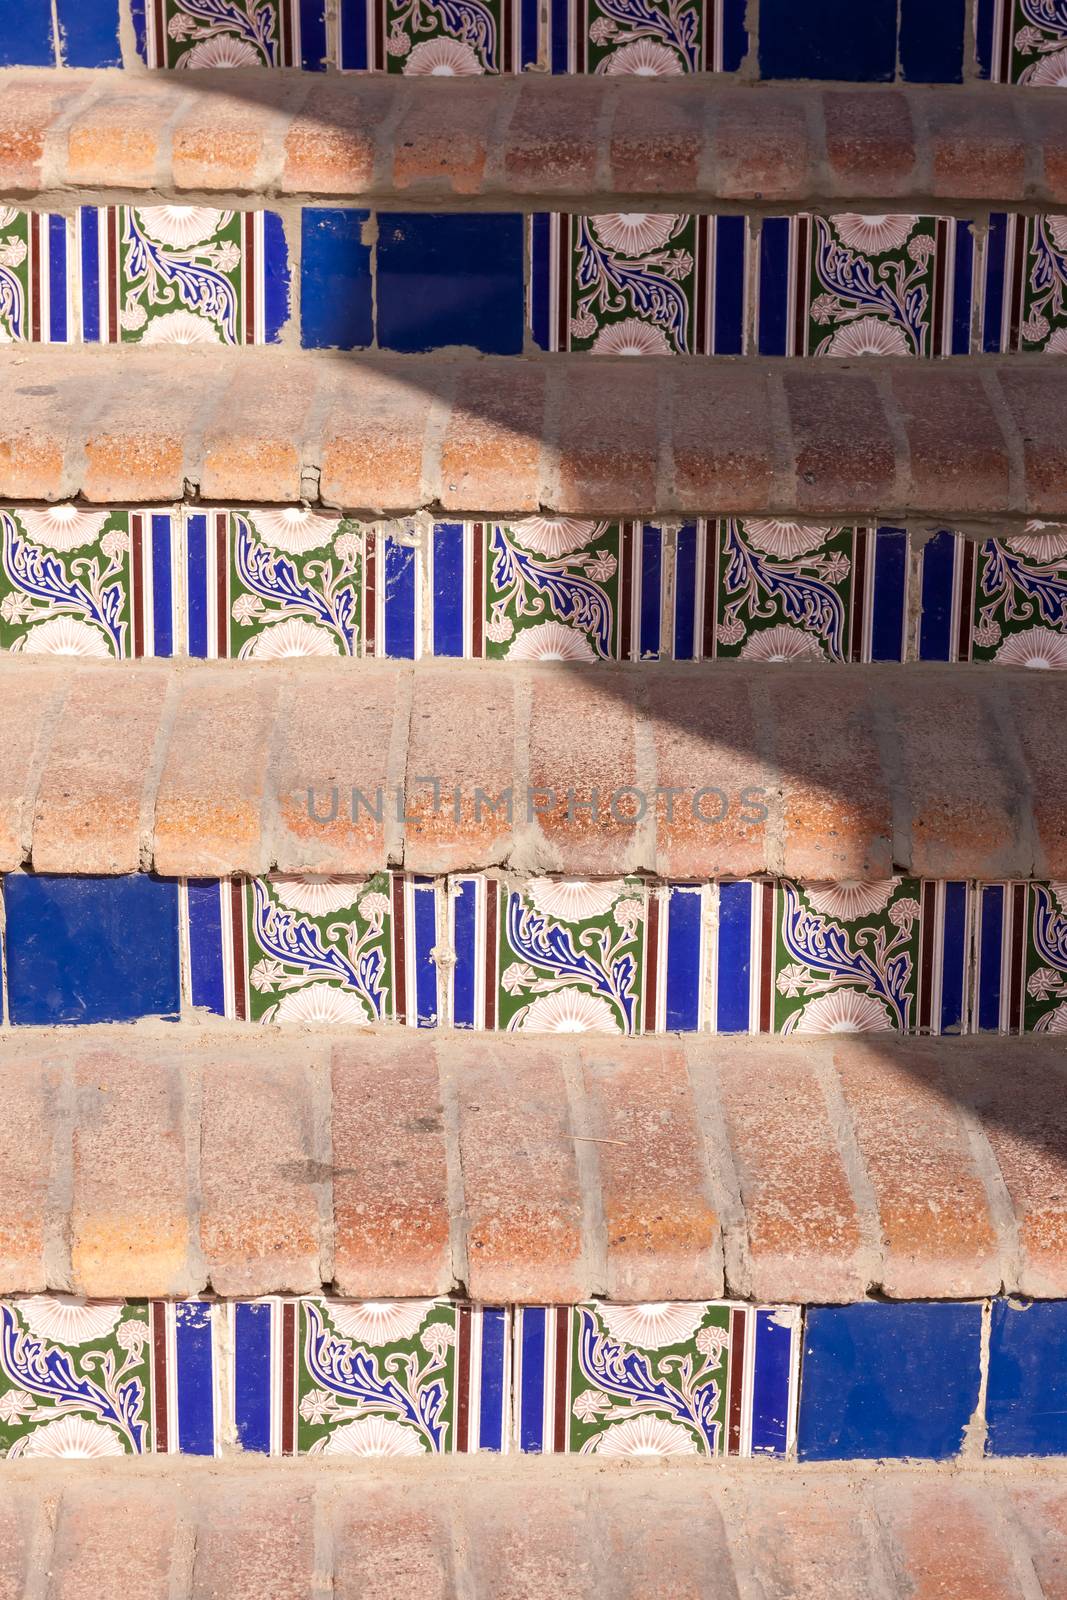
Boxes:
[0,348,1062,520]
[1,72,1062,209]
[2,1029,1064,1303]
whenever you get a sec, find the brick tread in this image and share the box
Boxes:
[3,1029,1065,1304]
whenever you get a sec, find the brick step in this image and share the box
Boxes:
[3,349,1060,520]
[2,1030,1064,1303]
[2,73,1064,209]
[2,1457,1065,1596]
[0,657,1061,880]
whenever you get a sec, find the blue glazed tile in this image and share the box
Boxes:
[988,1300,1067,1456]
[264,212,292,344]
[377,214,525,356]
[300,209,372,351]
[56,0,122,66]
[759,0,896,80]
[798,1303,982,1461]
[299,0,328,67]
[174,1302,216,1456]
[899,0,965,81]
[0,0,55,64]
[5,875,181,1026]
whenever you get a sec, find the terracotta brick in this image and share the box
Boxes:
[82,370,204,504]
[331,1036,450,1298]
[876,1481,1026,1600]
[462,1480,600,1599]
[404,667,515,873]
[667,363,778,511]
[886,676,1025,879]
[648,671,774,879]
[1008,1485,1067,1600]
[710,91,813,201]
[199,364,319,505]
[453,1037,584,1303]
[270,662,407,873]
[153,667,278,877]
[0,81,68,190]
[172,81,302,191]
[526,668,645,876]
[946,1045,1067,1298]
[50,1483,179,1600]
[319,360,437,512]
[893,369,1011,510]
[282,82,393,193]
[333,1487,454,1600]
[999,367,1067,517]
[191,1485,316,1600]
[0,1053,62,1293]
[823,89,917,194]
[610,89,704,193]
[70,1050,193,1299]
[928,98,1028,199]
[0,1488,43,1600]
[1029,94,1067,205]
[783,371,900,516]
[600,1480,740,1600]
[392,82,494,193]
[580,1038,720,1300]
[741,1481,887,1600]
[1014,676,1067,877]
[0,663,63,871]
[833,1041,1001,1298]
[502,78,601,193]
[712,1042,869,1302]
[0,369,75,501]
[766,670,893,880]
[438,362,545,512]
[66,89,176,188]
[199,1051,322,1296]
[554,362,660,512]
[32,663,168,876]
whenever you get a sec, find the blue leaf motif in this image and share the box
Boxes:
[173,0,278,58]
[779,884,911,1031]
[1,516,125,653]
[576,1310,720,1453]
[722,521,846,658]
[591,0,698,65]
[234,518,358,653]
[812,219,927,355]
[1032,886,1067,976]
[505,893,637,1033]
[0,262,24,340]
[126,212,240,343]
[251,880,387,1019]
[490,527,614,657]
[0,1310,145,1452]
[302,1303,446,1451]
[574,217,690,351]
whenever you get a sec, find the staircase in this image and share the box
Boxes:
[1,0,1067,1592]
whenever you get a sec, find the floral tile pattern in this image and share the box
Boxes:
[134,0,326,68]
[514,1302,800,1456]
[920,527,1067,666]
[977,0,1067,83]
[337,0,538,71]
[547,0,746,72]
[0,208,73,343]
[981,214,1067,353]
[757,214,975,357]
[530,213,746,355]
[973,882,1067,1034]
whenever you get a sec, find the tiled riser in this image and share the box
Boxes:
[3,1295,1067,1461]
[4,208,1067,357]
[4,872,1067,1034]
[5,510,1067,668]
[8,0,1063,82]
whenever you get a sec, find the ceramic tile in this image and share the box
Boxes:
[133,0,327,67]
[759,0,896,80]
[798,1303,982,1461]
[711,879,971,1037]
[377,213,526,355]
[758,214,975,357]
[186,509,365,659]
[972,881,1067,1034]
[58,0,123,65]
[337,0,539,70]
[986,1299,1067,1456]
[0,1299,155,1457]
[976,0,1067,83]
[0,1,55,64]
[78,206,289,347]
[920,528,1067,666]
[301,209,373,351]
[547,0,746,72]
[0,508,178,659]
[5,875,181,1026]
[530,213,746,354]
[981,214,1067,353]
[899,0,965,81]
[0,210,75,344]
[707,520,908,664]
[514,1303,800,1457]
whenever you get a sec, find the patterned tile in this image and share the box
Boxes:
[133,0,327,67]
[337,0,539,71]
[981,214,1067,354]
[973,881,1067,1034]
[514,1303,800,1457]
[920,527,1067,667]
[0,209,74,344]
[710,879,971,1037]
[530,213,746,355]
[78,206,289,347]
[757,214,975,358]
[0,508,178,659]
[977,0,1067,84]
[548,0,746,72]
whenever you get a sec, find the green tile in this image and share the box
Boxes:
[1018,216,1067,353]
[497,879,647,1035]
[244,874,394,1024]
[152,1,284,66]
[121,206,248,346]
[486,520,622,661]
[0,507,132,657]
[228,510,365,658]
[970,532,1067,666]
[712,518,857,663]
[568,213,701,355]
[0,208,29,341]
[773,879,922,1034]
[806,214,938,357]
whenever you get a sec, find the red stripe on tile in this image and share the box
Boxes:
[620,522,634,661]
[553,1307,570,1452]
[243,212,256,346]
[131,513,145,659]
[280,0,294,65]
[728,1307,746,1455]
[792,216,809,357]
[456,1307,472,1453]
[28,213,40,343]
[849,528,867,662]
[151,1301,169,1454]
[643,891,659,1034]
[1009,883,1026,1034]
[152,0,166,65]
[695,214,710,355]
[484,879,498,1030]
[758,883,774,1033]
[215,513,229,659]
[231,879,247,1022]
[556,215,570,352]
[703,522,719,660]
[392,873,407,1024]
[931,219,948,356]
[955,536,975,663]
[919,880,936,1032]
[1009,219,1027,352]
[281,1302,295,1456]
[107,208,119,345]
[472,523,485,659]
